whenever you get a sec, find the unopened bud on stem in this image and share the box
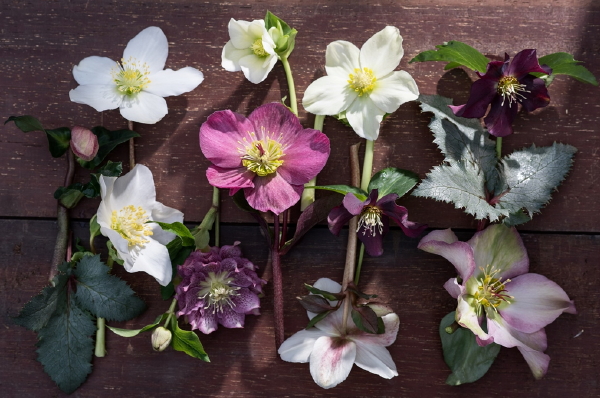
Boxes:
[151,326,172,352]
[70,126,98,161]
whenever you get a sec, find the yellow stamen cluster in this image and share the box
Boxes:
[357,205,384,236]
[110,205,153,247]
[112,56,151,96]
[497,75,529,107]
[348,67,377,96]
[198,271,240,313]
[473,265,513,315]
[251,38,268,57]
[239,131,285,176]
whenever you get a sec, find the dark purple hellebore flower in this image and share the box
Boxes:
[449,49,551,137]
[328,190,427,256]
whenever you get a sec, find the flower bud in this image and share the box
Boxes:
[70,126,98,161]
[151,326,172,352]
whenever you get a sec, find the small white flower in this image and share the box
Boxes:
[69,26,204,124]
[303,26,419,140]
[221,19,278,84]
[96,164,183,286]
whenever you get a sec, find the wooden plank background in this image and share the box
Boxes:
[1,0,598,396]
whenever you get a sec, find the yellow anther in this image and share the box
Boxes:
[348,67,377,96]
[110,205,153,247]
[112,56,151,96]
[241,136,285,176]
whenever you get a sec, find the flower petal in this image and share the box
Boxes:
[200,109,256,168]
[467,224,528,279]
[194,312,218,334]
[72,56,117,85]
[232,288,261,314]
[128,238,173,286]
[244,173,303,215]
[313,278,342,294]
[123,26,168,73]
[354,341,398,379]
[486,313,547,351]
[277,130,330,186]
[206,165,255,190]
[302,75,357,116]
[145,67,204,97]
[369,71,419,113]
[324,40,360,79]
[239,53,278,84]
[345,95,385,140]
[309,336,356,389]
[357,216,388,257]
[221,41,252,71]
[483,95,519,137]
[517,347,550,380]
[228,19,255,49]
[248,102,302,143]
[119,91,168,124]
[378,195,426,238]
[449,78,497,119]
[443,278,462,299]
[456,296,491,342]
[69,84,122,112]
[507,49,548,79]
[520,74,551,112]
[360,26,403,78]
[418,229,476,281]
[327,205,354,236]
[278,329,328,363]
[106,164,156,214]
[150,202,184,245]
[499,273,576,333]
[351,311,400,347]
[218,306,245,328]
[342,190,372,215]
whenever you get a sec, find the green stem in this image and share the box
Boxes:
[95,317,106,357]
[496,137,503,159]
[164,298,178,327]
[280,57,298,116]
[300,115,326,210]
[354,244,365,286]
[360,139,374,192]
[212,187,220,247]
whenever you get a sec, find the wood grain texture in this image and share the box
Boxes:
[0,221,597,397]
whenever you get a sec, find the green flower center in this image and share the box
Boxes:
[348,67,377,96]
[110,205,153,247]
[472,265,513,315]
[112,57,151,96]
[497,75,529,107]
[240,133,285,177]
[198,271,240,313]
[251,38,268,57]
[357,205,383,236]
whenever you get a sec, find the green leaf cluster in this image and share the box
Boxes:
[54,161,123,208]
[5,116,72,157]
[537,52,598,86]
[409,41,490,72]
[413,95,576,225]
[13,255,145,394]
[265,11,297,59]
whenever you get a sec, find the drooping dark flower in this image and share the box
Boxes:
[449,49,551,137]
[328,189,427,256]
[175,242,265,334]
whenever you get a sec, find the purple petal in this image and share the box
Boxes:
[244,173,303,214]
[418,229,476,281]
[247,103,303,144]
[479,59,507,80]
[277,129,330,185]
[357,215,388,256]
[499,273,576,333]
[450,78,498,119]
[327,205,354,236]
[193,312,218,334]
[507,49,548,79]
[200,109,256,168]
[520,75,551,112]
[487,315,547,351]
[218,306,245,329]
[443,278,462,299]
[378,197,427,238]
[517,347,550,380]
[342,191,373,215]
[206,165,255,190]
[483,95,518,137]
[309,336,356,389]
[231,288,261,314]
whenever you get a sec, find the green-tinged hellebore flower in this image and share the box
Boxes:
[303,26,419,140]
[96,164,183,286]
[418,224,576,379]
[70,126,98,161]
[151,326,172,352]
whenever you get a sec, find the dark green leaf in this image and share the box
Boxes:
[191,206,217,250]
[108,314,167,337]
[97,160,123,176]
[346,285,378,300]
[73,255,145,321]
[170,317,210,361]
[297,295,335,313]
[351,306,381,334]
[106,241,124,266]
[368,167,420,199]
[440,311,501,385]
[310,185,367,201]
[306,310,334,329]
[45,128,72,158]
[5,115,44,132]
[538,52,598,86]
[54,185,86,209]
[153,221,195,247]
[78,127,139,169]
[304,283,344,302]
[161,239,193,300]
[409,41,490,72]
[264,10,297,58]
[89,214,101,243]
[502,209,532,227]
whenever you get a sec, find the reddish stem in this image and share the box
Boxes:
[272,214,285,348]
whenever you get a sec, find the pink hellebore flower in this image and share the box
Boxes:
[418,224,575,379]
[175,242,265,334]
[278,278,399,389]
[70,126,99,161]
[200,103,330,215]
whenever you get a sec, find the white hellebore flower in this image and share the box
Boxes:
[221,19,278,84]
[96,164,183,286]
[278,278,399,389]
[69,26,204,124]
[303,26,419,140]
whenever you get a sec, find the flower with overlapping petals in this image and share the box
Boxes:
[70,26,204,124]
[328,190,426,256]
[303,26,419,140]
[418,224,575,379]
[175,242,265,334]
[278,278,399,389]
[200,102,330,215]
[449,49,550,137]
[96,164,183,286]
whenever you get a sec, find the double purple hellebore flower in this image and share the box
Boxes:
[328,190,427,256]
[200,103,330,215]
[449,49,551,137]
[418,224,575,379]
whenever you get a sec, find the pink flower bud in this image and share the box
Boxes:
[70,126,98,161]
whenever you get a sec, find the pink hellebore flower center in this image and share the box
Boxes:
[418,224,575,379]
[200,103,330,215]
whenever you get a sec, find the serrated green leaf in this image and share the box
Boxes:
[306,310,333,329]
[45,128,72,158]
[170,317,209,361]
[311,185,368,201]
[36,294,96,394]
[502,209,532,226]
[77,127,139,169]
[409,41,490,72]
[153,221,195,247]
[5,115,44,132]
[538,52,598,86]
[73,255,145,321]
[440,311,500,385]
[108,314,167,337]
[368,167,419,198]
[494,143,577,218]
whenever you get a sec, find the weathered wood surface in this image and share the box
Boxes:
[1,0,599,396]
